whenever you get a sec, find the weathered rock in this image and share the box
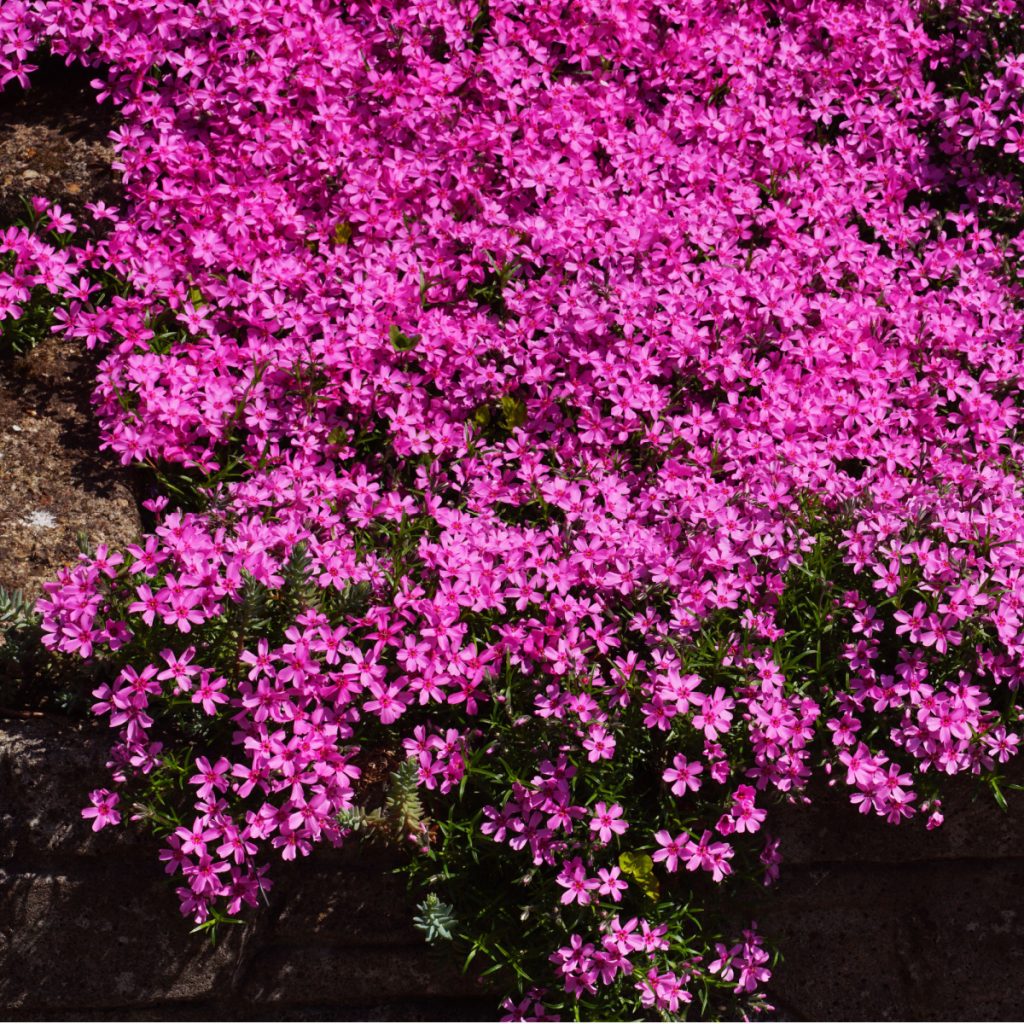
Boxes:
[4,717,1024,1020]
[237,946,482,1007]
[761,861,1024,1020]
[0,717,495,1018]
[269,866,420,947]
[0,868,257,1011]
[0,717,151,860]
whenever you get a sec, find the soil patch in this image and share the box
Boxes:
[0,55,118,225]
[0,335,140,600]
[0,54,136,601]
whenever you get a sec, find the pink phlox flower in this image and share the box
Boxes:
[82,788,121,832]
[595,865,628,901]
[652,829,694,872]
[555,856,600,906]
[582,724,616,761]
[192,671,229,714]
[692,686,735,740]
[663,754,703,795]
[589,801,628,844]
[189,755,231,800]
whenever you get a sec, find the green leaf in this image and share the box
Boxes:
[618,851,660,900]
[389,324,421,351]
[499,395,527,430]
[989,774,1009,812]
[332,220,354,245]
[471,402,492,429]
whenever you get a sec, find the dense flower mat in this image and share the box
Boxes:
[3,0,1024,1017]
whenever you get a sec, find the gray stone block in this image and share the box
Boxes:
[0,868,255,1010]
[238,945,482,1007]
[760,861,1024,1020]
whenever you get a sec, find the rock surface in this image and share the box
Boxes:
[756,766,1024,1020]
[0,717,495,1020]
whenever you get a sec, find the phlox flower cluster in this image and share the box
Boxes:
[4,0,1024,1016]
[0,204,88,321]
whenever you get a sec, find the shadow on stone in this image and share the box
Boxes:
[0,717,496,1019]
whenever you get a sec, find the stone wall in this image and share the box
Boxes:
[3,714,1024,1020]
[0,716,493,1021]
[758,769,1024,1020]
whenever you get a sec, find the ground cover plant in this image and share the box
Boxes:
[4,0,1024,1017]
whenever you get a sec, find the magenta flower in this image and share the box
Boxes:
[556,857,600,907]
[17,0,1024,1013]
[589,802,628,844]
[652,830,694,873]
[82,789,121,832]
[662,755,703,796]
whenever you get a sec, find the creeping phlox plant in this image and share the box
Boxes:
[4,0,1024,1017]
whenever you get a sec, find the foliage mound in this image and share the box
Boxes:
[4,0,1024,1017]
